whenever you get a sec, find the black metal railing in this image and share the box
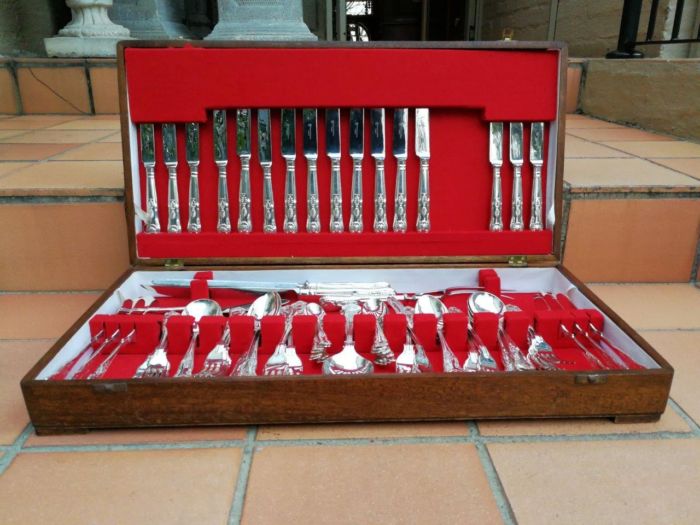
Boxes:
[607,0,700,58]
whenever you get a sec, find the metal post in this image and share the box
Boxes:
[420,0,428,40]
[606,0,644,58]
[336,0,347,41]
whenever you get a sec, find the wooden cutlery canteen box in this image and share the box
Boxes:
[21,41,673,435]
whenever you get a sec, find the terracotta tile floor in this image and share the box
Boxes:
[0,114,699,523]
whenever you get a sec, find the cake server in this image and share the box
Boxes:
[185,123,201,233]
[213,110,231,233]
[258,108,277,233]
[488,122,504,231]
[392,108,408,232]
[236,109,252,233]
[509,122,525,231]
[303,108,321,233]
[281,108,298,233]
[529,122,545,230]
[370,108,388,232]
[162,123,181,233]
[349,108,364,232]
[326,108,344,232]
[415,108,431,232]
[140,123,160,233]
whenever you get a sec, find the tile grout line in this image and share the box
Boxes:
[668,398,700,436]
[0,424,33,476]
[473,440,518,525]
[227,426,257,525]
[21,439,247,454]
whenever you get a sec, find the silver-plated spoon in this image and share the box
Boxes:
[414,295,462,373]
[322,303,374,375]
[174,299,223,377]
[229,292,282,376]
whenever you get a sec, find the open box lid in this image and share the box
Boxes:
[117,41,567,268]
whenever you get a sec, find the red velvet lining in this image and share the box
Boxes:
[124,46,558,260]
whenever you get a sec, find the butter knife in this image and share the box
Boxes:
[488,122,504,231]
[370,108,387,232]
[236,109,252,233]
[529,122,545,231]
[415,108,430,232]
[185,123,201,233]
[326,108,344,233]
[140,123,160,233]
[281,108,298,233]
[258,108,276,233]
[509,122,524,231]
[349,108,364,233]
[303,109,320,233]
[162,123,181,233]
[392,108,408,233]
[213,110,231,233]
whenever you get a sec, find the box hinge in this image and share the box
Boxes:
[508,255,528,267]
[164,258,184,270]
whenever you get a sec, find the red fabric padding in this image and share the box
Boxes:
[478,269,501,296]
[443,313,468,353]
[260,315,287,353]
[413,313,438,352]
[383,314,408,354]
[534,310,573,348]
[197,316,226,354]
[473,312,499,349]
[291,315,317,354]
[504,311,531,350]
[190,279,209,300]
[229,316,255,355]
[89,314,109,337]
[165,315,193,354]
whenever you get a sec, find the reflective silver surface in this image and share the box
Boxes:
[392,108,408,232]
[236,109,252,233]
[415,108,430,232]
[162,123,181,233]
[175,299,222,377]
[281,108,298,233]
[140,123,160,233]
[185,123,201,233]
[258,109,277,233]
[322,303,374,375]
[414,295,461,373]
[349,108,364,233]
[509,122,524,231]
[302,108,320,233]
[488,122,504,231]
[529,122,545,231]
[213,110,231,233]
[370,108,388,232]
[326,108,344,232]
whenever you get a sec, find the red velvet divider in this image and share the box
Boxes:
[229,316,255,355]
[478,269,501,296]
[89,314,109,338]
[534,310,573,348]
[503,311,532,350]
[443,313,468,353]
[190,279,209,300]
[166,316,193,354]
[412,314,439,352]
[198,316,226,354]
[125,46,558,261]
[473,312,500,349]
[291,315,317,354]
[260,315,287,353]
[383,314,408,354]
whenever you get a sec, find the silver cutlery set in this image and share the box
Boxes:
[139,108,431,234]
[488,121,545,232]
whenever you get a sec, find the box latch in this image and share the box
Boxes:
[574,374,609,385]
[508,255,528,267]
[164,258,184,270]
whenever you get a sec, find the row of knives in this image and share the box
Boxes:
[138,108,430,234]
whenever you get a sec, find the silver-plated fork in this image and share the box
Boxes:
[526,327,560,370]
[133,316,173,378]
[395,336,419,374]
[196,325,232,377]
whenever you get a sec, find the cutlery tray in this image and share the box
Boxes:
[21,41,673,434]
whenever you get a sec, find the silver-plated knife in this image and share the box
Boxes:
[162,123,181,233]
[489,122,504,231]
[140,123,160,233]
[415,108,430,232]
[529,122,545,231]
[392,108,408,233]
[370,108,387,233]
[236,109,252,233]
[281,108,298,233]
[509,122,524,231]
[213,110,231,233]
[349,108,364,233]
[185,123,201,233]
[258,108,276,233]
[326,108,344,233]
[303,109,320,233]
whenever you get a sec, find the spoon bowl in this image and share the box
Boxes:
[183,298,222,320]
[467,291,505,318]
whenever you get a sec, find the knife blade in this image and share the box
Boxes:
[258,108,276,233]
[212,109,231,233]
[509,122,524,231]
[415,108,430,232]
[139,123,160,233]
[392,108,408,232]
[488,122,504,231]
[162,123,181,233]
[326,108,344,232]
[370,108,387,232]
[235,109,252,233]
[185,123,201,233]
[302,108,320,233]
[348,108,364,233]
[281,108,298,233]
[529,121,545,231]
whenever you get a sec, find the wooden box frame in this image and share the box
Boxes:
[20,41,673,435]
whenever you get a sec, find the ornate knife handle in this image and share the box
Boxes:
[187,161,201,233]
[349,158,363,233]
[510,165,524,231]
[144,164,160,233]
[166,164,181,233]
[416,158,430,232]
[330,158,344,233]
[489,166,503,231]
[262,164,277,233]
[393,158,407,232]
[237,157,252,233]
[373,158,388,233]
[306,158,321,233]
[216,161,231,233]
[283,158,298,233]
[529,164,544,231]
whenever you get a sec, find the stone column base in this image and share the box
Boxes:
[205,21,317,41]
[44,36,132,58]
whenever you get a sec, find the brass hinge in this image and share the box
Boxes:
[508,255,528,267]
[164,258,184,269]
